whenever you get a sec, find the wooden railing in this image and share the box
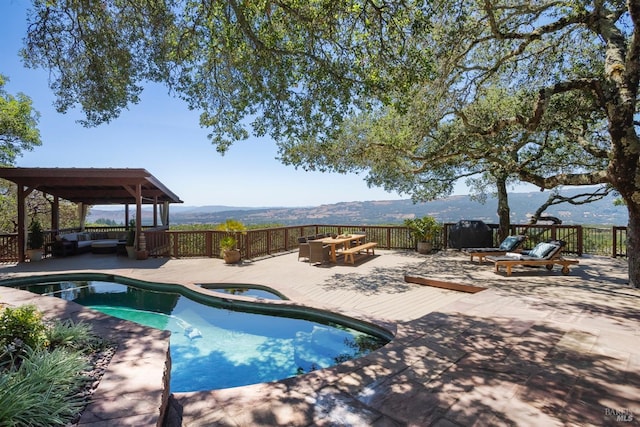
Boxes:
[143,225,417,260]
[0,223,629,263]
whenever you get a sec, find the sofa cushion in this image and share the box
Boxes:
[91,239,120,247]
[107,231,128,240]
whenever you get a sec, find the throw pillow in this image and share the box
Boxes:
[529,242,557,259]
[499,236,520,251]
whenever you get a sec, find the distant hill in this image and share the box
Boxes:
[88,188,628,227]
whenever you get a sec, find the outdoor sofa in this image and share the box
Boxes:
[52,231,128,256]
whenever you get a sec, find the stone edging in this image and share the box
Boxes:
[0,286,171,426]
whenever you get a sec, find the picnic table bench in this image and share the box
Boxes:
[342,242,378,265]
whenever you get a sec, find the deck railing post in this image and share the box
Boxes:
[284,228,289,252]
[267,229,272,255]
[206,231,213,258]
[577,226,584,256]
[172,232,180,258]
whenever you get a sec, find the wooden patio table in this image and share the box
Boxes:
[319,234,366,263]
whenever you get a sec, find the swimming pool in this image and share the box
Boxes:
[9,275,390,392]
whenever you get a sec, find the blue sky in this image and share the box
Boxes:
[0,1,535,208]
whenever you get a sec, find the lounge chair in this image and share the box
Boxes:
[463,235,527,263]
[308,240,331,265]
[486,240,579,276]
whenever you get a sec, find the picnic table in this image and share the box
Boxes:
[319,234,366,263]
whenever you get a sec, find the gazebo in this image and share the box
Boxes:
[0,167,183,262]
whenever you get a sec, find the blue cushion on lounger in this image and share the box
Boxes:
[498,235,525,251]
[528,242,558,259]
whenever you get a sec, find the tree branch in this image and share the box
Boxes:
[519,169,609,189]
[529,186,614,223]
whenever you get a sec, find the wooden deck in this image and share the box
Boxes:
[1,250,638,426]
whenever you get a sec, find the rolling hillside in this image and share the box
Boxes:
[88,188,628,226]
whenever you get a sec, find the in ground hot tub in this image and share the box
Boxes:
[198,283,287,300]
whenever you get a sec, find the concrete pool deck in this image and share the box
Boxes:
[0,250,639,426]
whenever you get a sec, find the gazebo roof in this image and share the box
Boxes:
[0,167,183,205]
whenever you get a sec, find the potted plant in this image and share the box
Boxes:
[216,219,246,264]
[27,219,45,261]
[125,220,137,259]
[404,216,442,254]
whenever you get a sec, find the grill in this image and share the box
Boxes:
[448,220,493,249]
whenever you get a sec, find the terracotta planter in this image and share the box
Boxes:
[136,250,149,260]
[126,246,137,259]
[417,241,433,254]
[222,249,241,264]
[27,248,43,262]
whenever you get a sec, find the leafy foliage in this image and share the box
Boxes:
[0,179,85,233]
[404,216,442,242]
[0,305,47,353]
[0,74,41,166]
[27,219,45,249]
[219,235,237,251]
[0,305,102,426]
[216,219,246,253]
[0,346,89,426]
[46,319,101,352]
[126,219,136,246]
[22,1,431,150]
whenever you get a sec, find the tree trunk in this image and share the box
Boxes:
[496,176,511,242]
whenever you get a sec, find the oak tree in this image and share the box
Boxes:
[20,1,640,286]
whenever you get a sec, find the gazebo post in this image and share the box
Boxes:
[153,197,158,227]
[17,185,26,262]
[51,195,59,232]
[17,185,35,262]
[136,183,142,250]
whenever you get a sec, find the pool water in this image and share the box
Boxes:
[17,280,388,392]
[199,284,286,300]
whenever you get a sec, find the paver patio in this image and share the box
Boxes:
[0,249,638,426]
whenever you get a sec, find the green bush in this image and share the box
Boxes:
[0,346,89,426]
[0,308,103,426]
[0,305,47,351]
[404,216,442,242]
[27,219,45,250]
[46,319,101,352]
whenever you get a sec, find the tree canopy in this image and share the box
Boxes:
[23,0,431,151]
[0,74,41,166]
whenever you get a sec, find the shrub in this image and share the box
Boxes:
[0,346,89,426]
[0,305,47,351]
[0,310,103,426]
[403,216,442,242]
[46,319,101,352]
[27,219,45,250]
